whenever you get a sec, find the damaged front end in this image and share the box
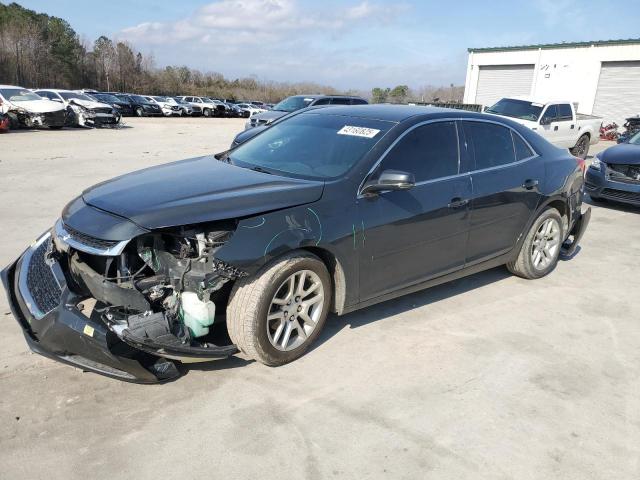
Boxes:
[2,217,245,383]
[67,100,122,128]
[8,107,66,129]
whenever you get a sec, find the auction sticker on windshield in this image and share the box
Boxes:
[337,126,381,138]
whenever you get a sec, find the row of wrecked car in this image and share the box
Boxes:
[0,84,274,132]
[0,85,121,131]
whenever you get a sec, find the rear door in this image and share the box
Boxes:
[359,120,472,300]
[539,104,562,145]
[462,120,543,265]
[555,103,577,147]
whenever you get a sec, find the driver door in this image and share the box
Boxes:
[358,121,472,301]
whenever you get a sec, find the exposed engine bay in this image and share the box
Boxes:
[53,220,245,362]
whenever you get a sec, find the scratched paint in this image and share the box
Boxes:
[307,207,322,246]
[241,217,266,229]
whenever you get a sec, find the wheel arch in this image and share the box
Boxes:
[298,246,347,315]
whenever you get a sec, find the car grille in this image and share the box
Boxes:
[62,223,120,250]
[192,106,201,112]
[44,110,66,126]
[93,107,113,115]
[601,189,640,203]
[26,238,61,316]
[607,164,640,184]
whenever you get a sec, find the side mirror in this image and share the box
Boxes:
[361,170,415,195]
[539,116,551,126]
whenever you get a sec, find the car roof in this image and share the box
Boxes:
[0,84,26,89]
[299,104,492,123]
[289,94,365,100]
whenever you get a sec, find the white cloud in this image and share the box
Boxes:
[115,0,465,90]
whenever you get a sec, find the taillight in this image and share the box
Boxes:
[574,156,586,174]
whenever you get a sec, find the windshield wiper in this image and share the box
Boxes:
[214,151,234,164]
[250,166,274,175]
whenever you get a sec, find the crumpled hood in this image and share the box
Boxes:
[69,99,112,110]
[599,143,640,165]
[82,156,324,230]
[9,99,65,114]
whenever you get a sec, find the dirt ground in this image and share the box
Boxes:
[0,117,638,480]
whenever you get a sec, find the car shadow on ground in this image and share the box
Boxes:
[311,266,513,352]
[183,266,513,376]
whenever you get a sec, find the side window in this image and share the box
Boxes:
[541,104,558,124]
[557,104,573,121]
[330,98,351,105]
[512,131,535,160]
[351,98,368,105]
[380,121,459,182]
[312,98,331,106]
[464,121,516,170]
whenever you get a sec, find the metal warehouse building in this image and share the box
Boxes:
[463,39,640,124]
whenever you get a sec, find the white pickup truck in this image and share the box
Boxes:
[485,97,602,158]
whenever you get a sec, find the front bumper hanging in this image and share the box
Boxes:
[1,232,235,383]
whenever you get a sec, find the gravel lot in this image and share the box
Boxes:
[1,118,638,480]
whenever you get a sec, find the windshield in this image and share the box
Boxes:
[174,97,188,104]
[228,113,393,179]
[0,88,42,102]
[131,95,148,103]
[59,92,94,102]
[485,98,543,121]
[272,96,315,113]
[93,94,120,103]
[629,131,640,145]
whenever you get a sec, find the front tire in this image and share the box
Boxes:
[203,108,211,117]
[227,251,331,366]
[507,208,564,279]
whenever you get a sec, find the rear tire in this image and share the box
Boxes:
[203,108,211,117]
[227,251,331,366]
[507,208,564,279]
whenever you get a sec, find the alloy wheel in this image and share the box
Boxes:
[266,270,324,351]
[531,218,561,270]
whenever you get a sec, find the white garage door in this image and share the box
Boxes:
[475,64,534,107]
[593,61,640,125]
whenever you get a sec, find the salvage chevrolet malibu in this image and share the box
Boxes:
[2,105,591,383]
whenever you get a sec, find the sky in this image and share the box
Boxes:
[14,0,640,90]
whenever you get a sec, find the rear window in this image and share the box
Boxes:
[557,104,573,121]
[512,132,535,160]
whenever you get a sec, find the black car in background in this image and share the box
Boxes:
[2,105,590,383]
[91,93,135,116]
[116,94,162,117]
[246,94,368,129]
[586,130,640,206]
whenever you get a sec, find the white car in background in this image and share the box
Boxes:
[35,89,120,127]
[177,96,220,117]
[485,97,602,158]
[236,103,266,117]
[0,85,66,128]
[147,96,182,116]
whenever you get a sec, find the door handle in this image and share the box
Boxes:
[522,179,539,190]
[554,126,559,131]
[448,197,469,209]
